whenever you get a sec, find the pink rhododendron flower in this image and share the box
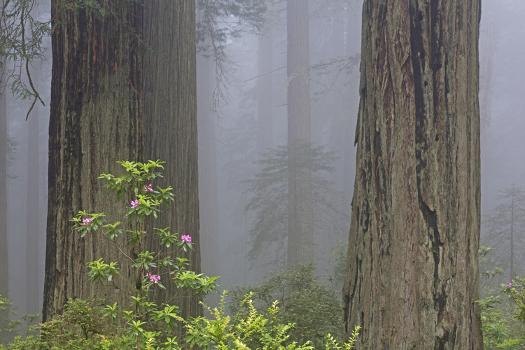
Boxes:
[144,182,154,193]
[130,199,139,209]
[507,282,513,289]
[181,234,192,244]
[81,217,93,225]
[146,272,161,284]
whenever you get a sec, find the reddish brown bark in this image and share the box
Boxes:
[343,1,483,348]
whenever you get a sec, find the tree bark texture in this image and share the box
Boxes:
[44,0,200,321]
[286,0,314,266]
[343,1,482,349]
[143,0,200,319]
[43,0,144,320]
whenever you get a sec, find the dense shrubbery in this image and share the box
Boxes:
[479,280,525,349]
[0,161,359,349]
[0,296,11,342]
[231,266,343,348]
[479,246,525,349]
[0,295,39,345]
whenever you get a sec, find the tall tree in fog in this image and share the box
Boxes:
[197,54,220,276]
[256,6,274,154]
[0,74,7,298]
[25,100,41,313]
[286,0,313,266]
[44,0,200,321]
[195,0,265,278]
[25,1,49,310]
[343,1,483,347]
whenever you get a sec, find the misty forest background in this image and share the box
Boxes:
[0,0,524,348]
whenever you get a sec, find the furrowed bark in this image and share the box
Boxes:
[343,1,483,348]
[44,0,201,324]
[143,0,201,320]
[44,0,144,319]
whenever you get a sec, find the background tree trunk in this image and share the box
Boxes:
[143,0,200,319]
[25,108,40,314]
[343,1,483,348]
[0,74,7,298]
[25,32,49,313]
[197,54,220,281]
[286,0,313,266]
[256,14,274,156]
[43,0,145,320]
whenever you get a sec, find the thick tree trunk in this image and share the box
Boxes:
[343,1,482,349]
[286,0,313,266]
[44,0,200,322]
[43,0,145,320]
[143,0,200,319]
[0,77,7,298]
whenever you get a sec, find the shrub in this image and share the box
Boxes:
[479,280,525,349]
[231,265,343,348]
[3,160,359,349]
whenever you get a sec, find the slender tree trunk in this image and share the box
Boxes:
[0,75,7,298]
[26,109,40,314]
[256,16,274,155]
[143,0,200,319]
[343,1,482,348]
[26,16,48,310]
[43,0,145,320]
[510,192,515,281]
[286,0,313,266]
[197,54,220,278]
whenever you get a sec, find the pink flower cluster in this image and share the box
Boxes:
[130,199,140,209]
[146,272,161,284]
[181,234,192,244]
[144,182,154,193]
[81,217,93,225]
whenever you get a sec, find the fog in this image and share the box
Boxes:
[1,0,524,324]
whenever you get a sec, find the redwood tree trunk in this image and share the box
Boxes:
[343,1,482,348]
[143,0,200,319]
[44,0,200,321]
[197,54,220,279]
[43,0,144,319]
[286,0,313,266]
[26,107,41,314]
[256,15,274,155]
[0,76,7,298]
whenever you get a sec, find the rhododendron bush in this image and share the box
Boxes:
[1,161,359,350]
